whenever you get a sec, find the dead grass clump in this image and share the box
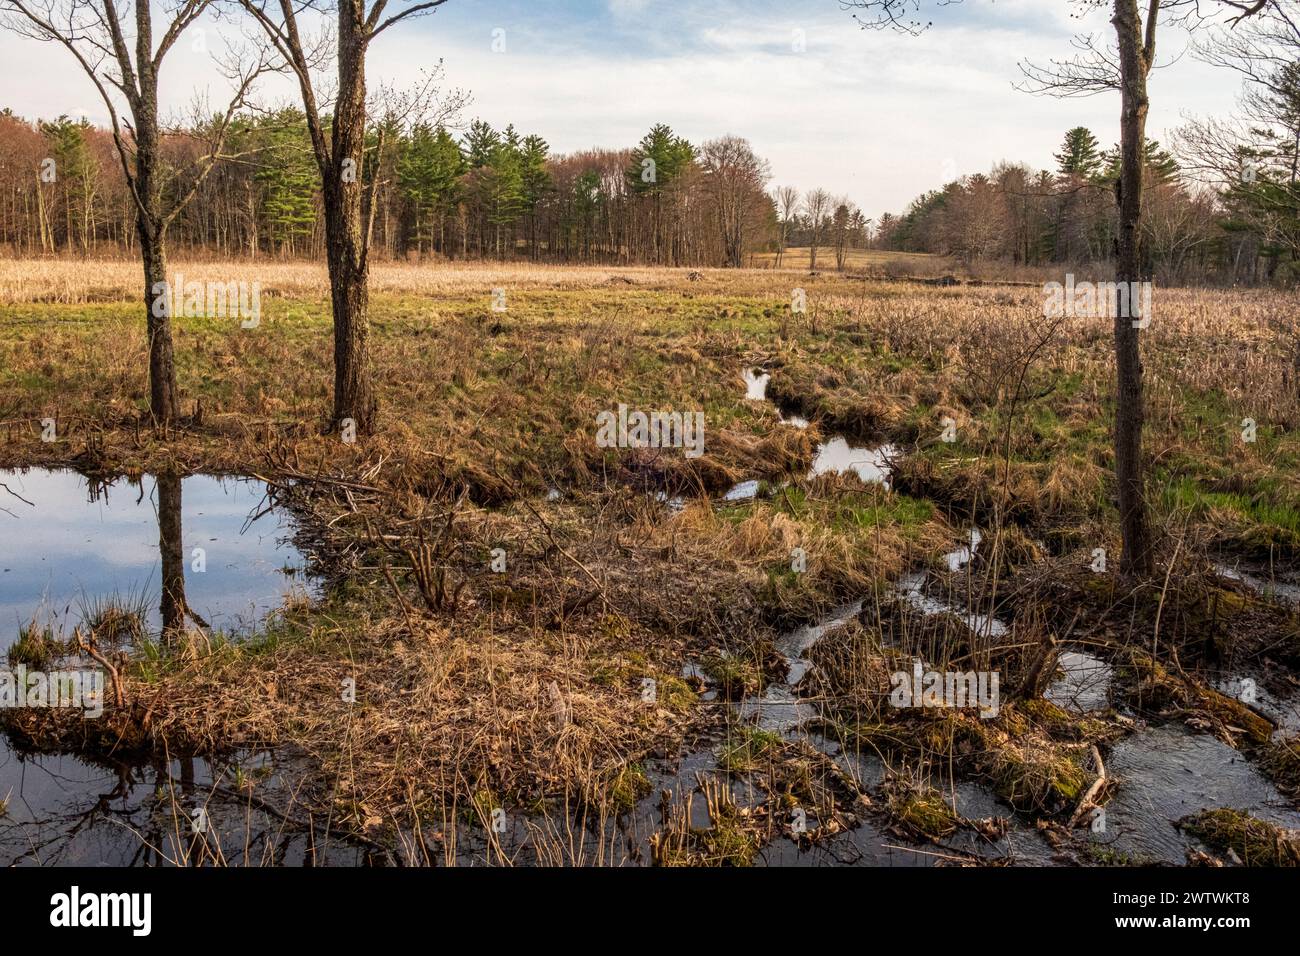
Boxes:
[1119,651,1275,748]
[882,780,960,841]
[1178,808,1300,866]
[1259,735,1300,797]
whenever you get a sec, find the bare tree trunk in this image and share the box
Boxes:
[324,6,377,434]
[140,225,180,423]
[134,51,181,427]
[1112,0,1155,578]
[324,197,375,432]
[35,173,51,253]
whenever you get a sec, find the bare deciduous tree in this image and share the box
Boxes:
[238,0,457,434]
[844,0,1285,579]
[699,135,771,268]
[1,0,269,425]
[802,187,831,271]
[774,184,800,267]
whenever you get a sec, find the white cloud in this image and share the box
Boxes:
[0,1,1242,220]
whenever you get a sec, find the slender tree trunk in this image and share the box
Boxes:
[36,174,51,253]
[140,224,180,423]
[322,8,376,434]
[323,167,376,432]
[135,103,180,425]
[132,2,182,427]
[1111,0,1155,579]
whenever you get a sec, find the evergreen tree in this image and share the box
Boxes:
[463,119,500,170]
[1101,138,1180,185]
[626,123,694,195]
[253,109,320,254]
[518,133,552,257]
[397,122,464,253]
[1054,127,1103,178]
[40,115,97,251]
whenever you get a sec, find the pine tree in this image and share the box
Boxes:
[253,109,320,255]
[463,120,500,170]
[627,124,695,262]
[626,124,694,194]
[40,116,98,251]
[518,134,551,258]
[1101,138,1179,185]
[1054,127,1103,178]
[397,122,465,254]
[492,137,525,252]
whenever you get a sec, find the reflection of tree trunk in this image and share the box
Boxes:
[157,471,187,638]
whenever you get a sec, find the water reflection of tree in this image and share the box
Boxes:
[0,753,360,866]
[155,471,208,639]
[156,472,186,637]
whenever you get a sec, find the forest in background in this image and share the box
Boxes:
[0,65,1295,283]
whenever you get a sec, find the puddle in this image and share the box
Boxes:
[0,469,312,645]
[737,367,891,480]
[744,366,806,425]
[1097,723,1300,864]
[0,748,368,866]
[722,480,760,502]
[808,439,895,488]
[944,528,982,571]
[936,779,1059,865]
[895,570,1009,638]
[653,490,686,514]
[1212,674,1300,733]
[0,468,326,866]
[1215,562,1300,606]
[1045,651,1113,714]
[735,684,821,733]
[775,601,864,684]
[735,602,864,733]
[888,530,1009,638]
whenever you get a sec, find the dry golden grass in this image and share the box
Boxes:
[3,257,1299,863]
[0,257,775,304]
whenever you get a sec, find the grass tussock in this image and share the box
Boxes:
[1179,808,1300,866]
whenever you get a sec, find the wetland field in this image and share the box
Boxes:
[1,258,1297,869]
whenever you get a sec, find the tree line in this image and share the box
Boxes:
[8,106,1288,286]
[873,122,1298,284]
[11,108,1292,290]
[0,110,783,268]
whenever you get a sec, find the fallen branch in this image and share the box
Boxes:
[1069,743,1108,829]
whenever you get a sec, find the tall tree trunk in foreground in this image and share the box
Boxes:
[4,0,264,427]
[1111,0,1156,579]
[239,0,456,435]
[324,6,376,431]
[134,65,180,423]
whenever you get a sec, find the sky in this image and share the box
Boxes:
[0,0,1246,221]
